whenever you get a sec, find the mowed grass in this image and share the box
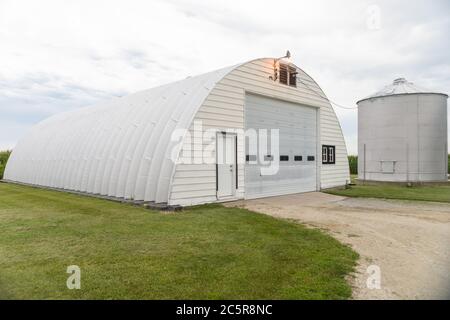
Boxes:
[0,183,358,300]
[326,183,450,203]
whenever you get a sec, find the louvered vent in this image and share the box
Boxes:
[279,64,288,85]
[278,64,296,87]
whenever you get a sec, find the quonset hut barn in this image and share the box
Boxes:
[4,56,349,206]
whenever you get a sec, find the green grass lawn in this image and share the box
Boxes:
[325,183,450,203]
[0,183,357,300]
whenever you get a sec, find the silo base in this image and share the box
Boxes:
[357,172,448,183]
[354,178,449,187]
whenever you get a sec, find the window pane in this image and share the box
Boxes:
[329,147,334,163]
[322,146,328,163]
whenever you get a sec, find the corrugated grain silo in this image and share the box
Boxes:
[357,78,448,182]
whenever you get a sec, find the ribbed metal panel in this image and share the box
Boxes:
[4,65,237,203]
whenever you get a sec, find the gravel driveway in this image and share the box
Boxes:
[225,192,450,299]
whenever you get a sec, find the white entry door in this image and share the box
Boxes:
[217,132,236,198]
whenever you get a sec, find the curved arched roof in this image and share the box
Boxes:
[4,62,240,203]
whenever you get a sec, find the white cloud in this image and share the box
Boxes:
[0,0,448,154]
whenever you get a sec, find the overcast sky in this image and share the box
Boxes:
[0,0,449,154]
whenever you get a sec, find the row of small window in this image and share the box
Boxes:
[244,145,336,164]
[246,155,315,162]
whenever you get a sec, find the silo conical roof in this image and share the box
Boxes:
[357,78,448,103]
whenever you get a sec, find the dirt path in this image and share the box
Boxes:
[225,193,450,299]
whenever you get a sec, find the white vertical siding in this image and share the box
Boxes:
[169,58,349,205]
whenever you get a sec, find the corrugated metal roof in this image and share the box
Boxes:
[357,78,448,103]
[4,62,241,204]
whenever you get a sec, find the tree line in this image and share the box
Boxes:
[0,150,12,180]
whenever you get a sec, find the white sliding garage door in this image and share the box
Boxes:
[245,94,318,198]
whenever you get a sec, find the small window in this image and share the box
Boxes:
[294,155,302,161]
[280,155,289,161]
[322,145,336,164]
[246,155,256,162]
[264,155,273,161]
[279,64,297,87]
[307,156,315,161]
